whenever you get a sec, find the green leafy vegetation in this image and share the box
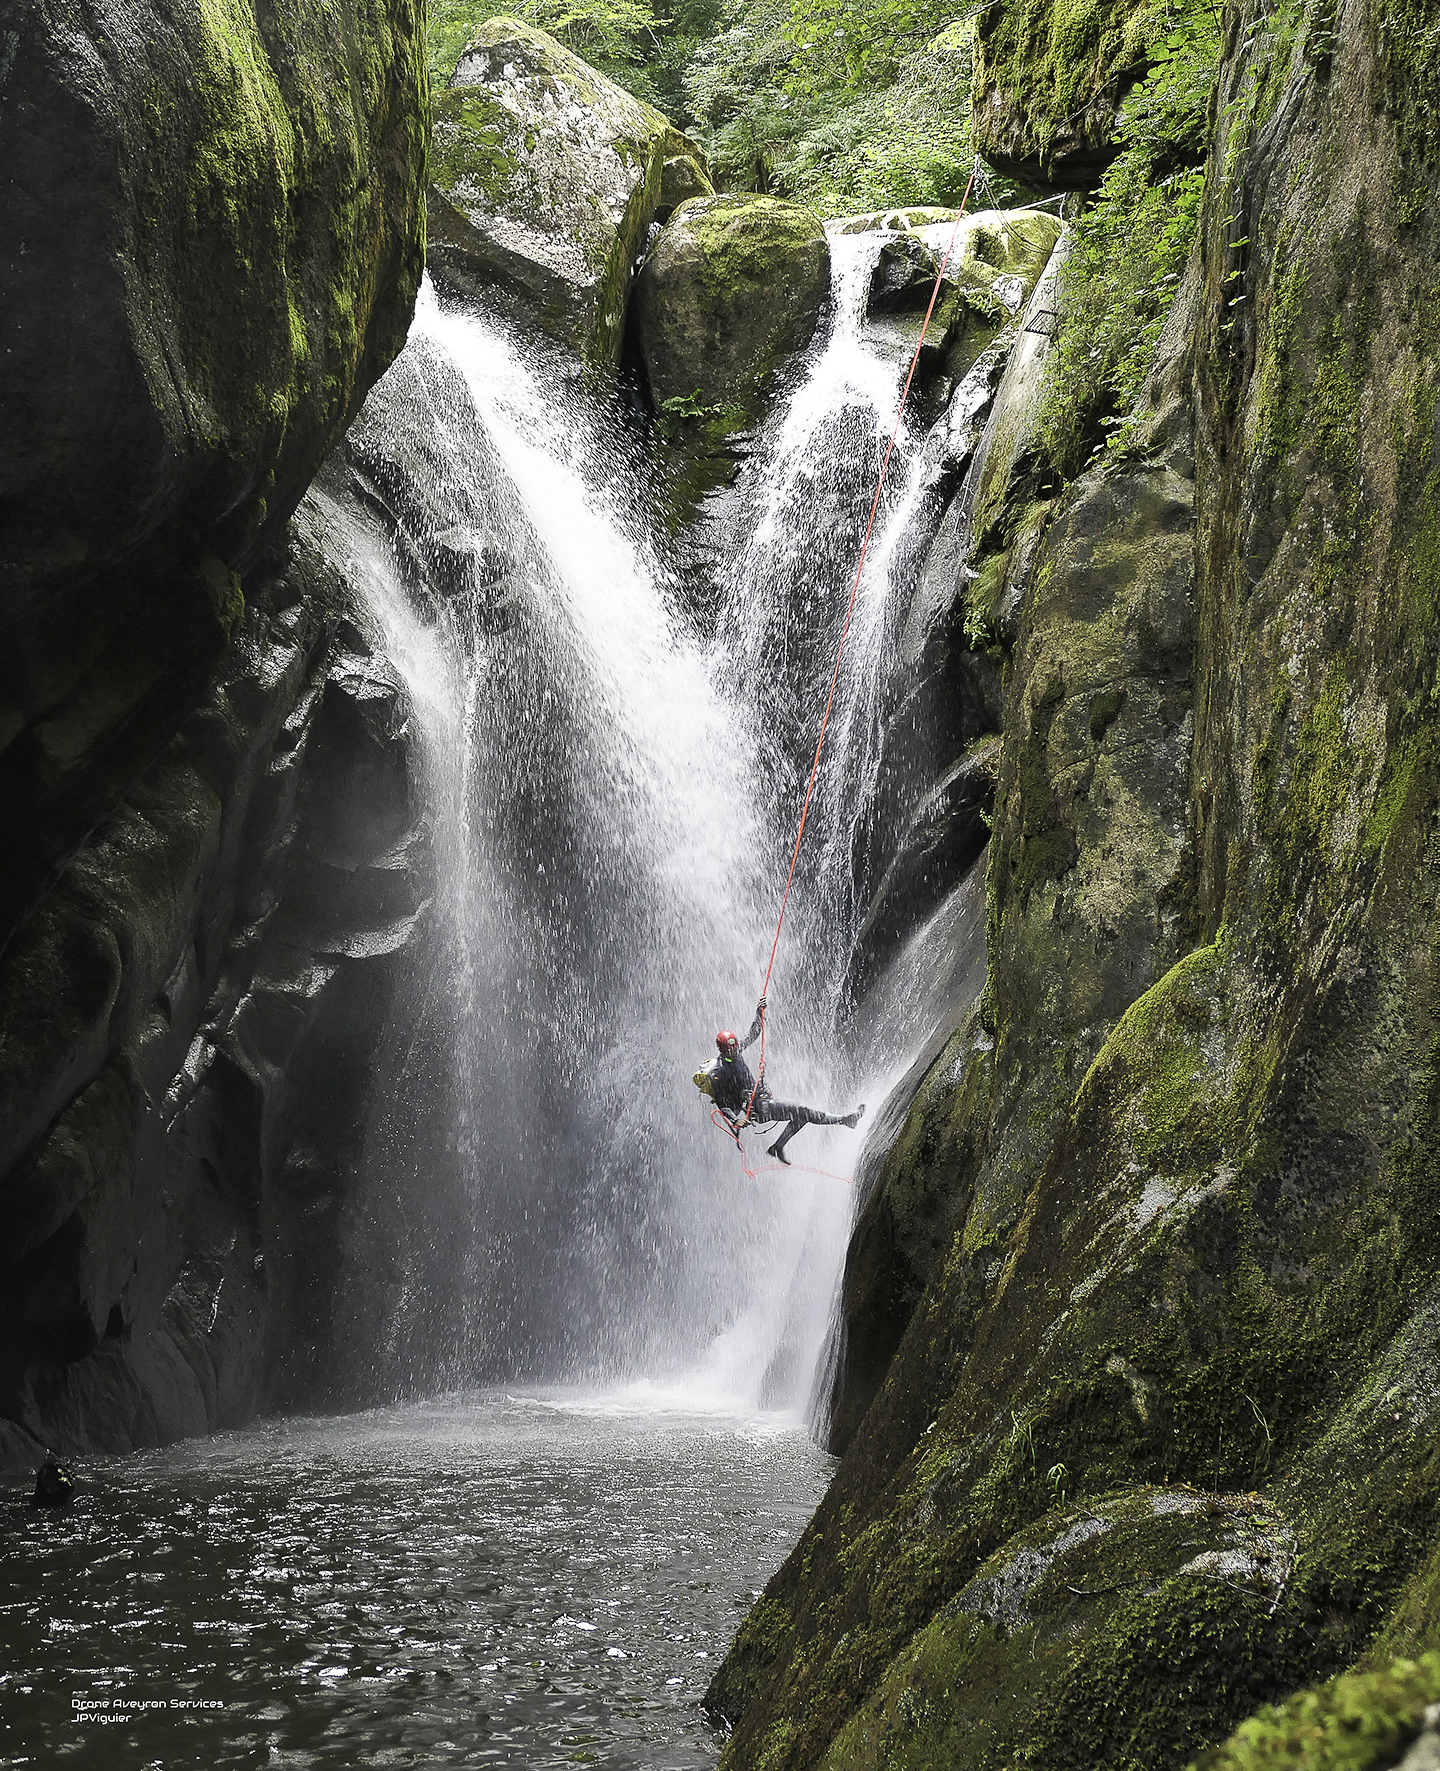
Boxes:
[669,0,1023,209]
[427,0,1011,215]
[1035,0,1219,475]
[429,0,680,99]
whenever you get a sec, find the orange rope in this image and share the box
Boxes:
[734,164,980,1140]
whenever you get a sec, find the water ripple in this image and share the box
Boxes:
[0,1392,829,1769]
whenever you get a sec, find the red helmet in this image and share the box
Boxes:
[716,1030,739,1057]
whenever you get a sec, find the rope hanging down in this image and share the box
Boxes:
[734,162,981,1141]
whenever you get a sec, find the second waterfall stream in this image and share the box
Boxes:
[314,227,984,1422]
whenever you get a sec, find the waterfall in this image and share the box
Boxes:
[319,224,994,1417]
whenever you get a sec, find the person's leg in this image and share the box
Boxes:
[763,1098,865,1163]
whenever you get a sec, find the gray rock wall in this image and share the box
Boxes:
[0,512,430,1461]
[0,0,428,1460]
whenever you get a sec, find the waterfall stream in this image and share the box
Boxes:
[319,231,987,1423]
[3,227,1007,1771]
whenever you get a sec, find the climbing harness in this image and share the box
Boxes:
[719,163,982,1175]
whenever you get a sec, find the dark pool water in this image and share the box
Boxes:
[0,1391,831,1768]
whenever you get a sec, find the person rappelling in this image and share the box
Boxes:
[695,170,980,1180]
[694,997,864,1166]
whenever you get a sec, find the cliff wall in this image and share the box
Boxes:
[0,0,428,1458]
[710,1,1440,1764]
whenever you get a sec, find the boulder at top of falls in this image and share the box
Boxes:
[428,18,706,370]
[865,210,1063,322]
[657,150,715,223]
[633,194,831,421]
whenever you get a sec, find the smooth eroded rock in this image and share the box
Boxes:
[427,17,678,368]
[0,0,426,607]
[0,0,427,948]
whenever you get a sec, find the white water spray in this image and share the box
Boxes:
[329,224,992,1421]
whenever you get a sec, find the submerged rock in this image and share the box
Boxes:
[427,17,688,369]
[31,1460,75,1507]
[634,194,831,422]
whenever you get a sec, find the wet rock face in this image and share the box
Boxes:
[841,218,1061,1023]
[0,0,427,1462]
[633,194,831,421]
[428,17,702,369]
[0,0,427,953]
[970,0,1151,186]
[713,2,1440,1766]
[0,511,430,1458]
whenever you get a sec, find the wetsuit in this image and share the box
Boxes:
[705,1007,858,1162]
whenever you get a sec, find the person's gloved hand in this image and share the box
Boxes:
[757,995,767,1012]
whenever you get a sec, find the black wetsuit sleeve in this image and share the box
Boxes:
[739,1006,764,1053]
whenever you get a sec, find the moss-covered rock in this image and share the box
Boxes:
[861,208,1064,399]
[971,0,1154,186]
[711,0,1440,1765]
[0,0,427,946]
[865,210,1063,319]
[427,17,677,369]
[634,192,830,524]
[634,193,831,420]
[1195,1655,1440,1771]
[657,141,715,221]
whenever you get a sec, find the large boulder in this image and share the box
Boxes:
[428,17,696,368]
[0,0,427,950]
[633,194,831,422]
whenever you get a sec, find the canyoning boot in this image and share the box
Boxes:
[766,1140,792,1165]
[843,1104,866,1129]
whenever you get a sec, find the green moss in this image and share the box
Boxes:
[1257,236,1311,463]
[1193,1653,1440,1771]
[972,0,1153,163]
[1405,471,1440,630]
[1363,733,1429,856]
[996,671,1079,913]
[1089,686,1126,741]
[430,89,522,200]
[1367,0,1440,162]
[122,0,426,563]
